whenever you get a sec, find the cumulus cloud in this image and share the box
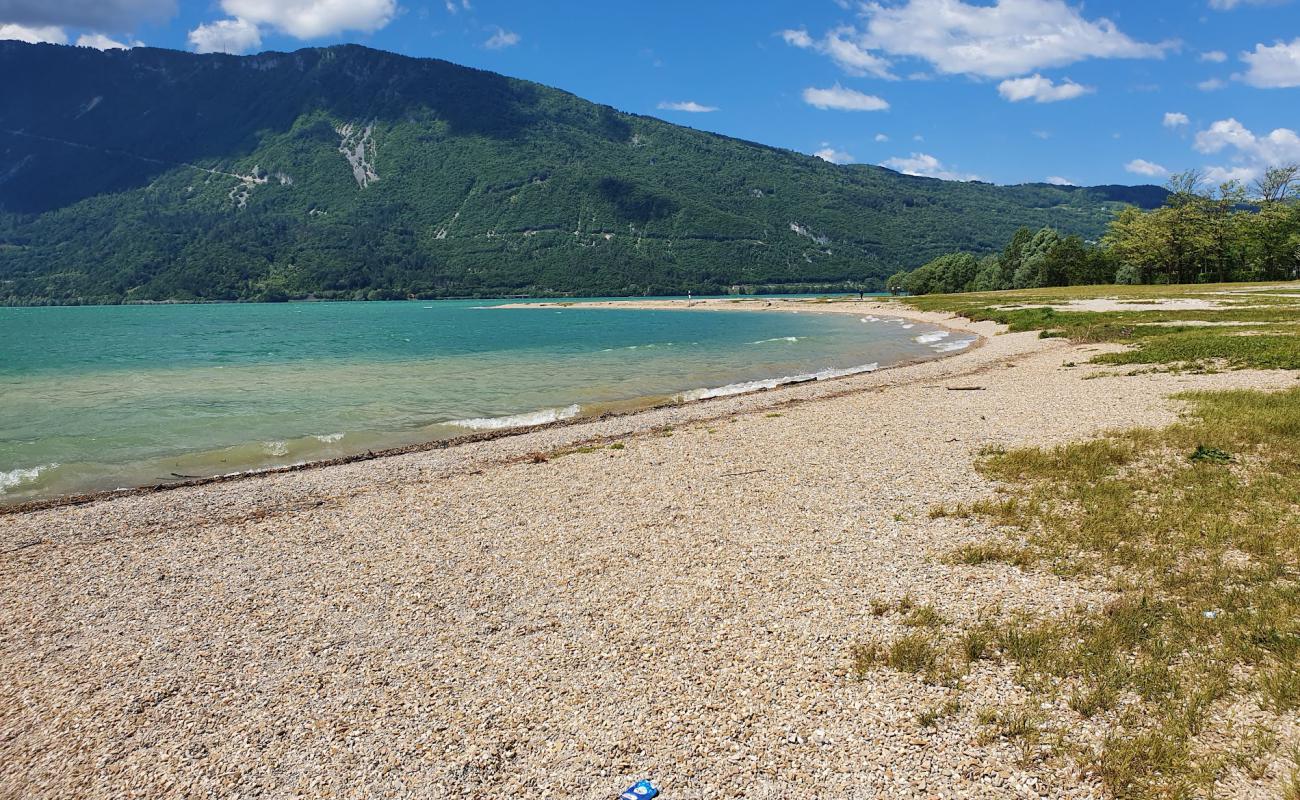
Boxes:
[0,0,173,31]
[657,100,718,113]
[1193,117,1300,182]
[76,32,139,49]
[484,26,519,49]
[0,22,66,43]
[785,0,1169,81]
[814,146,855,164]
[444,0,471,13]
[1238,38,1300,88]
[1125,158,1168,177]
[1163,111,1190,128]
[874,133,890,142]
[1200,50,1228,63]
[218,0,395,39]
[881,152,980,181]
[997,74,1093,102]
[1046,176,1075,185]
[779,28,813,48]
[801,83,890,111]
[1199,78,1227,91]
[781,25,896,78]
[188,17,261,54]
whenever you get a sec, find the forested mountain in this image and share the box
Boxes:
[0,42,1167,303]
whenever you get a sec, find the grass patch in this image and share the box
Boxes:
[956,386,1300,798]
[903,604,946,629]
[945,542,1034,568]
[899,281,1300,371]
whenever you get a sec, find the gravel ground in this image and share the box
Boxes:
[2,301,1296,799]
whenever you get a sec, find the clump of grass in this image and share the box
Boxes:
[960,621,995,662]
[608,442,625,450]
[765,412,784,418]
[868,598,891,617]
[945,542,1033,568]
[916,699,960,729]
[903,604,945,629]
[886,633,940,674]
[1189,444,1232,463]
[852,632,953,684]
[1259,661,1300,713]
[1282,768,1300,800]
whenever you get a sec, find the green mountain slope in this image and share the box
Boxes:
[0,42,1167,303]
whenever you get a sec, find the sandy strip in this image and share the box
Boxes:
[1,300,1297,799]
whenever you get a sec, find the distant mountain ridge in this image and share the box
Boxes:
[0,42,1168,303]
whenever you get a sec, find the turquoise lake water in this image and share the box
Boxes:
[0,300,973,504]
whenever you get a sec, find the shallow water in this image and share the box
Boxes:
[0,300,972,504]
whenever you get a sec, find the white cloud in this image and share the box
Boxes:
[657,100,718,113]
[815,146,855,164]
[0,0,173,31]
[1198,77,1227,90]
[0,22,66,43]
[444,0,471,13]
[874,133,890,142]
[1238,38,1300,88]
[484,26,519,49]
[997,74,1093,102]
[880,152,980,181]
[1163,111,1190,128]
[1193,117,1300,182]
[76,32,139,49]
[187,17,261,54]
[1046,176,1075,185]
[779,28,813,48]
[1125,158,1168,177]
[787,0,1170,81]
[801,83,890,111]
[1199,50,1228,63]
[781,24,895,79]
[1208,0,1293,9]
[218,0,395,39]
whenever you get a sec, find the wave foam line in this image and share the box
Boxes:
[678,362,880,402]
[931,338,975,353]
[448,404,583,431]
[751,336,801,344]
[914,331,951,344]
[0,464,57,494]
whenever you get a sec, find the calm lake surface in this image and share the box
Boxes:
[0,300,973,504]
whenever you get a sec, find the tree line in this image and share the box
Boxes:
[888,165,1300,295]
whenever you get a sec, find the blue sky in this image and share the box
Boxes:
[2,0,1299,187]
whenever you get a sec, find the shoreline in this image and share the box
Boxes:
[0,299,982,517]
[4,299,1296,797]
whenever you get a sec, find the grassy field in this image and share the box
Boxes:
[855,282,1300,799]
[902,281,1300,371]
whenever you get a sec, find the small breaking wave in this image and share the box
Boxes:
[677,362,879,402]
[313,432,345,443]
[262,441,289,457]
[914,331,951,344]
[931,338,976,353]
[0,464,56,494]
[751,336,802,345]
[448,404,582,431]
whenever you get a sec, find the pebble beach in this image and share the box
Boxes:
[2,299,1296,799]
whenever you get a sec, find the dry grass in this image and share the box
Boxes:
[962,387,1300,798]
